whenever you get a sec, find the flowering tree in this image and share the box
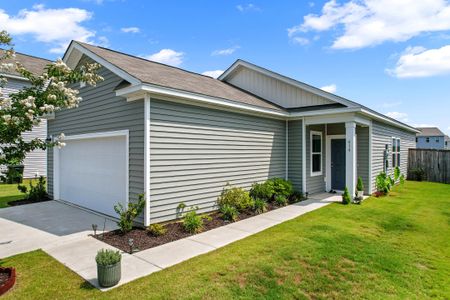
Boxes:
[0,31,103,168]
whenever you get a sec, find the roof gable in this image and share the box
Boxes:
[416,127,445,137]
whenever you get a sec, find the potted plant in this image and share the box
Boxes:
[95,249,122,287]
[0,267,16,296]
[356,177,364,200]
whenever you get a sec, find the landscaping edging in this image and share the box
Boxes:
[0,267,16,296]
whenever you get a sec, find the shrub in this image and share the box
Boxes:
[114,194,146,233]
[95,249,121,266]
[394,166,401,181]
[356,177,364,192]
[274,195,288,206]
[266,178,294,199]
[17,176,47,202]
[249,182,273,201]
[183,208,203,233]
[410,167,425,181]
[220,204,238,222]
[147,223,167,237]
[342,187,351,204]
[400,174,405,185]
[375,172,390,194]
[253,198,268,214]
[217,184,253,211]
[289,190,304,203]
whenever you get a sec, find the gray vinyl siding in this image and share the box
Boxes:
[149,99,286,223]
[2,77,47,178]
[356,126,370,194]
[47,56,145,218]
[306,125,326,194]
[371,121,416,191]
[287,120,303,192]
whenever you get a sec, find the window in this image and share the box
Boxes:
[392,137,401,168]
[426,137,430,143]
[436,138,439,143]
[310,131,322,176]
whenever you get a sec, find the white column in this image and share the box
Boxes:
[345,121,357,197]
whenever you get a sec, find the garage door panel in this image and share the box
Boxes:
[59,135,127,217]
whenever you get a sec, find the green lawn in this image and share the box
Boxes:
[0,179,35,208]
[1,181,449,299]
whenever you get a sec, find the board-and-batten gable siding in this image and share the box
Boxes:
[306,125,326,194]
[2,77,47,178]
[149,99,286,223]
[325,123,370,194]
[226,67,335,108]
[371,120,416,191]
[287,120,303,192]
[47,56,145,213]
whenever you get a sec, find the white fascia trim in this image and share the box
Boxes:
[116,83,288,117]
[0,73,29,81]
[63,129,129,140]
[219,60,358,108]
[310,130,323,177]
[63,42,141,85]
[144,94,151,226]
[360,109,419,133]
[290,107,361,118]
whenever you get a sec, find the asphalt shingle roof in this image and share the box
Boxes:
[1,50,51,77]
[416,127,445,137]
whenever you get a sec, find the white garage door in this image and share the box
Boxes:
[57,134,127,217]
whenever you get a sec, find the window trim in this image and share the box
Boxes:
[310,130,323,177]
[392,137,401,168]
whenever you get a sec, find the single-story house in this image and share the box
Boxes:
[1,51,49,178]
[416,127,449,150]
[48,41,418,225]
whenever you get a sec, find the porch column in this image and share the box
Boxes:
[345,121,357,197]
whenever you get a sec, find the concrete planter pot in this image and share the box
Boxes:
[356,191,364,199]
[97,262,121,287]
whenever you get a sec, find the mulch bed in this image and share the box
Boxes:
[95,203,282,253]
[7,197,51,207]
[0,267,16,296]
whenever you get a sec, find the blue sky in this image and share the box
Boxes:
[1,0,450,135]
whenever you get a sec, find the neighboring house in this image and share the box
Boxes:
[0,51,50,178]
[416,127,448,150]
[47,41,418,225]
[446,136,450,150]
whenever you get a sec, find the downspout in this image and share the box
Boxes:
[144,94,151,226]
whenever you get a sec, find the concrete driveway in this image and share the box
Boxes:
[0,200,116,258]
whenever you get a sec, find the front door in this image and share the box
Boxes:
[331,139,346,191]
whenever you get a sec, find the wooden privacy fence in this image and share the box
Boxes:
[408,149,450,184]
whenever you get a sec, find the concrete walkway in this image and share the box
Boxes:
[1,194,341,291]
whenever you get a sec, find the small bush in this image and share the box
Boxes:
[375,172,390,194]
[411,167,425,181]
[147,223,167,237]
[400,174,405,185]
[274,195,288,206]
[289,190,304,203]
[220,204,238,222]
[17,176,47,202]
[266,178,294,199]
[114,194,146,233]
[183,208,203,233]
[217,184,253,211]
[249,182,273,201]
[253,198,268,214]
[95,249,121,266]
[342,187,351,205]
[394,166,401,181]
[356,177,364,192]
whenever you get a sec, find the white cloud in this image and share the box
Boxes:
[288,0,450,49]
[236,4,261,12]
[385,111,409,122]
[292,37,310,45]
[387,45,450,78]
[211,46,240,56]
[143,49,184,67]
[0,5,96,54]
[320,84,337,93]
[121,27,140,33]
[202,70,224,78]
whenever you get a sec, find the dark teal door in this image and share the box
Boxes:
[331,139,346,190]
